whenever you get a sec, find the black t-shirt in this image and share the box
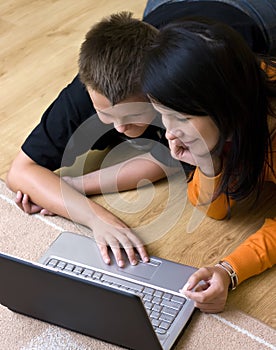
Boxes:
[22,1,266,170]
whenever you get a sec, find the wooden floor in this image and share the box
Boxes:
[1,0,275,329]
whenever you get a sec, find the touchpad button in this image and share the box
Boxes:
[116,258,161,280]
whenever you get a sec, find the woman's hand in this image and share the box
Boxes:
[167,138,222,177]
[88,201,149,267]
[15,191,54,216]
[180,266,231,313]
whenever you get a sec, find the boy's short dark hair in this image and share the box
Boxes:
[79,12,158,104]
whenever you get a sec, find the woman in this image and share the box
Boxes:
[141,19,276,312]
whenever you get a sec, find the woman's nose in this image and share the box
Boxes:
[165,130,176,140]
[165,128,184,140]
[162,115,183,136]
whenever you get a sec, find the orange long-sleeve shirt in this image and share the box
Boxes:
[187,116,276,284]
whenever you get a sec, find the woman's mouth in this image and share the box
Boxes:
[174,138,195,148]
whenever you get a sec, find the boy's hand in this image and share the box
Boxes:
[15,191,54,216]
[89,202,149,267]
[14,189,149,267]
[179,266,230,313]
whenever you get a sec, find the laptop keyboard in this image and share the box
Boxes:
[46,258,187,337]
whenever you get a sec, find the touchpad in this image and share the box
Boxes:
[116,258,161,280]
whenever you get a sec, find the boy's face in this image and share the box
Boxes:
[88,89,156,138]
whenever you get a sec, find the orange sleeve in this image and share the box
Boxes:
[187,167,235,220]
[223,218,276,284]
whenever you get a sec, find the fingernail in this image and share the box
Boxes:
[143,256,150,263]
[179,289,190,300]
[118,260,124,268]
[104,258,110,265]
[182,282,190,291]
[16,191,20,199]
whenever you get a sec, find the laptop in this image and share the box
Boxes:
[0,231,196,350]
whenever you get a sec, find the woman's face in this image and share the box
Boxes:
[152,102,220,165]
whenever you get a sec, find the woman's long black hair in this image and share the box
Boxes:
[142,19,276,201]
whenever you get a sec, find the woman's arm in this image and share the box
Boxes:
[223,218,276,283]
[181,218,276,312]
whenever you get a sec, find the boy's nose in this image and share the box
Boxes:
[115,123,128,133]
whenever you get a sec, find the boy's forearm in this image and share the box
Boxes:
[6,153,97,228]
[71,153,179,195]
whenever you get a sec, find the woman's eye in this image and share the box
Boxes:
[165,113,189,121]
[176,115,189,122]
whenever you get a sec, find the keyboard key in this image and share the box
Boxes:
[73,266,83,274]
[171,295,186,304]
[144,287,155,295]
[150,311,161,320]
[81,268,94,277]
[93,272,102,280]
[64,263,74,272]
[151,319,160,327]
[56,261,66,269]
[154,290,163,298]
[152,296,162,305]
[161,299,182,311]
[143,294,153,302]
[162,306,179,317]
[160,313,174,323]
[144,302,153,310]
[160,321,170,330]
[47,259,57,267]
[155,328,167,335]
[152,304,162,312]
[163,292,173,300]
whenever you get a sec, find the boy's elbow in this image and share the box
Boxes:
[5,150,32,191]
[6,161,19,191]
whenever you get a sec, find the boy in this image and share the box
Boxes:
[6,13,170,268]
